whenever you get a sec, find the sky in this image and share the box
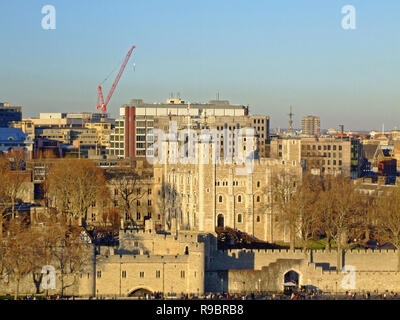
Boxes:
[0,0,399,131]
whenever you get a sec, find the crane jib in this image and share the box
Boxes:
[95,45,135,114]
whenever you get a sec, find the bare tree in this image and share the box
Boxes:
[33,213,90,296]
[106,161,151,228]
[374,186,400,271]
[268,169,320,250]
[52,224,90,297]
[2,217,37,299]
[46,159,105,226]
[101,208,121,233]
[0,150,29,237]
[317,175,365,270]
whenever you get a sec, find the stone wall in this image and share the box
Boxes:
[209,248,399,272]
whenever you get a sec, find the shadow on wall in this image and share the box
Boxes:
[205,249,256,293]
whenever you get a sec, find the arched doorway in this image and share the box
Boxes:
[129,288,153,297]
[283,270,299,295]
[284,270,299,285]
[217,214,224,228]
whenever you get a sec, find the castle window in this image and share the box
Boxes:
[218,195,223,203]
[140,272,144,278]
[97,271,101,279]
[181,271,185,278]
[237,195,242,203]
[256,196,261,202]
[156,271,161,278]
[257,181,260,188]
[238,214,242,223]
[122,271,126,278]
[257,216,261,222]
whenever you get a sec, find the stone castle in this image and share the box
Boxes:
[2,217,400,297]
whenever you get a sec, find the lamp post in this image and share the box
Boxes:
[258,279,261,294]
[336,281,338,298]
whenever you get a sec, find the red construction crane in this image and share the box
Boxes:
[96,45,135,114]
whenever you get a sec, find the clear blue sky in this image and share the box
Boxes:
[0,0,399,131]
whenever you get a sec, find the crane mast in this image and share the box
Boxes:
[96,45,135,114]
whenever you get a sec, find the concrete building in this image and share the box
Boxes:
[107,98,269,159]
[301,115,320,137]
[12,114,114,159]
[0,102,22,127]
[270,136,363,178]
[0,128,33,158]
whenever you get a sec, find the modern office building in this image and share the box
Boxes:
[0,102,22,127]
[107,98,269,159]
[271,136,363,178]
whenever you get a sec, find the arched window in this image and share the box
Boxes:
[256,196,261,202]
[218,195,223,203]
[237,195,242,203]
[217,214,224,228]
[238,214,242,223]
[256,216,260,222]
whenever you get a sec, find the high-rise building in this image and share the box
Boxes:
[301,115,320,137]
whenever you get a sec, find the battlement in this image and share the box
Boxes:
[101,252,192,264]
[219,248,398,255]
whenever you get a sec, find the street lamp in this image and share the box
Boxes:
[336,281,338,297]
[258,279,261,294]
